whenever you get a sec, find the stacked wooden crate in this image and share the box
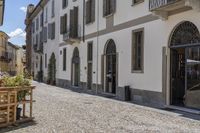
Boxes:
[0,90,17,128]
[0,86,35,128]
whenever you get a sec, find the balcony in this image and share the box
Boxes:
[33,44,43,54]
[33,44,38,52]
[63,26,81,44]
[149,0,200,20]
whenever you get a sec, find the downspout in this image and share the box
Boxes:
[96,0,100,94]
[83,0,85,42]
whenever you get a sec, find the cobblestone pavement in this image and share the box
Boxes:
[1,82,200,133]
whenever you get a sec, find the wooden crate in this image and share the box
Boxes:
[0,91,17,127]
[0,86,35,128]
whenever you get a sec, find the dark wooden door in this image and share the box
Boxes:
[87,63,92,90]
[170,48,185,106]
[106,54,116,94]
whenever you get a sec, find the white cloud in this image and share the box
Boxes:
[20,6,27,13]
[20,32,26,37]
[8,28,26,38]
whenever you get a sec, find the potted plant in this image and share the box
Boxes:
[1,75,31,120]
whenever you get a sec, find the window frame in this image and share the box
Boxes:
[132,0,144,6]
[87,41,93,62]
[131,28,144,73]
[62,0,68,9]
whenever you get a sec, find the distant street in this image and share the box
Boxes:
[1,82,200,133]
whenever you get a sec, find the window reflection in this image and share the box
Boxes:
[187,47,200,91]
[185,47,200,109]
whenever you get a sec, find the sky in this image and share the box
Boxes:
[0,0,40,46]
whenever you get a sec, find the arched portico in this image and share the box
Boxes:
[71,47,80,86]
[102,39,117,94]
[169,21,200,109]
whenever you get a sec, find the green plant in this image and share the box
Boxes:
[2,75,31,87]
[48,53,56,85]
[1,74,32,102]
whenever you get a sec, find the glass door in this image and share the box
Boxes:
[185,47,200,109]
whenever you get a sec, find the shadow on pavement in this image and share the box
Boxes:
[0,121,37,133]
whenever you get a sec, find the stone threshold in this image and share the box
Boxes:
[164,105,200,115]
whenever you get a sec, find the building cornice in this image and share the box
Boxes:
[29,0,48,20]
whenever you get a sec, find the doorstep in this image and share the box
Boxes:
[100,92,116,98]
[164,105,200,115]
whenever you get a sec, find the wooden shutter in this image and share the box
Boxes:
[66,0,68,7]
[40,31,43,44]
[62,0,65,8]
[48,23,52,39]
[91,0,95,22]
[51,22,55,39]
[110,0,116,14]
[103,0,106,17]
[70,9,74,37]
[43,27,47,42]
[86,0,90,24]
[60,16,64,34]
[74,7,79,37]
[36,34,38,46]
[64,14,68,33]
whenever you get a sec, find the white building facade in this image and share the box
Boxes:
[26,0,200,110]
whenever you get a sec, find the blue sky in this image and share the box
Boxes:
[0,0,40,46]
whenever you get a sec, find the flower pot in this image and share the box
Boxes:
[16,107,22,120]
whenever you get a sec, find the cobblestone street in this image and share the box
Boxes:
[1,82,200,133]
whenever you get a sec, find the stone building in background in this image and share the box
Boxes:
[25,4,35,76]
[0,31,9,72]
[7,42,18,75]
[16,47,26,75]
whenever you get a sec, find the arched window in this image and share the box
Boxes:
[105,39,116,54]
[170,21,200,46]
[72,47,80,63]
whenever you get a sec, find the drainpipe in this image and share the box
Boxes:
[96,0,100,94]
[83,0,85,42]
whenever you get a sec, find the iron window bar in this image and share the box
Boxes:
[169,43,200,49]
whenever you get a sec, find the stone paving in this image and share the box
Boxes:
[1,82,200,133]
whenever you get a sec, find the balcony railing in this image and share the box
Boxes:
[149,0,180,11]
[63,25,81,44]
[33,43,43,54]
[33,44,38,52]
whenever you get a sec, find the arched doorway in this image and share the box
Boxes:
[103,39,117,94]
[169,21,200,109]
[72,47,80,86]
[48,53,56,85]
